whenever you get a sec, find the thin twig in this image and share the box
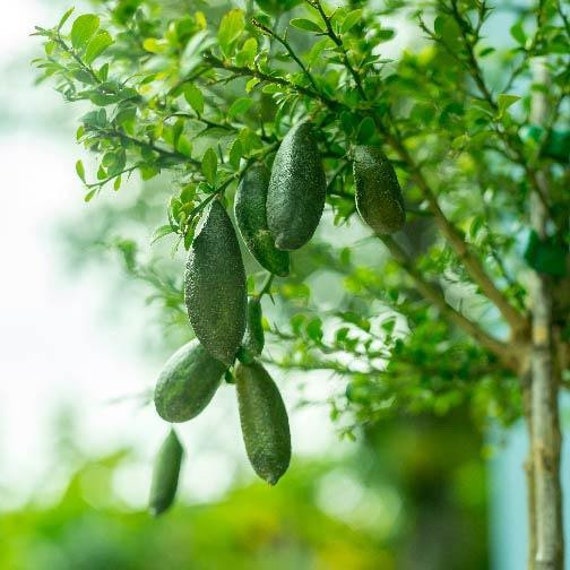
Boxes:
[379,235,519,372]
[252,18,320,92]
[307,0,367,98]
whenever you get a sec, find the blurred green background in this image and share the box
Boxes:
[0,407,488,570]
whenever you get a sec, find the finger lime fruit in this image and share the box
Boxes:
[242,296,265,357]
[267,121,327,250]
[184,200,247,365]
[353,146,405,234]
[234,165,290,277]
[149,429,184,516]
[235,360,291,485]
[154,339,227,423]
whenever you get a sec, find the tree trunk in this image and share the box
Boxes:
[527,57,564,570]
[522,375,537,570]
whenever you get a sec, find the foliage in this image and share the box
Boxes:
[0,409,488,569]
[33,0,569,436]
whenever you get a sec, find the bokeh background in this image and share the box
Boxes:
[0,1,567,568]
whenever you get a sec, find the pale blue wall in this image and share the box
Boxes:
[488,399,570,569]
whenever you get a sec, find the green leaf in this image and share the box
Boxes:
[433,15,447,37]
[228,97,253,118]
[377,29,395,41]
[356,117,376,144]
[177,136,192,157]
[341,9,362,34]
[229,139,243,169]
[290,18,323,33]
[151,224,176,244]
[84,31,113,64]
[57,7,75,31]
[478,47,495,58]
[523,231,568,277]
[75,159,86,182]
[201,148,218,184]
[543,130,570,163]
[218,9,245,57]
[235,37,258,67]
[71,14,100,51]
[84,188,97,202]
[306,317,323,342]
[497,94,520,115]
[142,38,168,54]
[184,84,204,115]
[510,21,526,45]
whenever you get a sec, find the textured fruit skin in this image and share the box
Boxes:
[353,146,405,234]
[234,165,290,277]
[235,361,291,485]
[149,429,184,516]
[267,122,327,250]
[242,296,265,356]
[154,339,226,422]
[184,200,247,365]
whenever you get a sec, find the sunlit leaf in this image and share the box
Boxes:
[218,9,245,57]
[71,14,100,50]
[84,31,113,64]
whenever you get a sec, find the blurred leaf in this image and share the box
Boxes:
[523,231,568,277]
[341,10,363,34]
[235,37,258,67]
[151,225,176,244]
[290,18,323,33]
[510,21,526,44]
[57,7,75,30]
[497,94,520,115]
[75,159,86,182]
[184,84,204,115]
[228,97,253,118]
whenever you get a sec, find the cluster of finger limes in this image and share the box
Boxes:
[148,121,405,515]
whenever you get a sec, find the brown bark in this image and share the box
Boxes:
[522,374,537,570]
[527,58,564,570]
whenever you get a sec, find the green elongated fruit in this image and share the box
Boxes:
[154,339,227,422]
[184,200,247,365]
[353,146,405,234]
[242,296,265,356]
[149,429,184,516]
[234,165,290,277]
[235,360,291,485]
[267,121,327,250]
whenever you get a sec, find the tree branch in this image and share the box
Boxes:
[306,0,367,99]
[379,235,520,372]
[251,18,320,93]
[380,129,529,335]
[203,29,529,341]
[202,52,341,111]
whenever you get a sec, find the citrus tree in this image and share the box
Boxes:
[33,0,569,567]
